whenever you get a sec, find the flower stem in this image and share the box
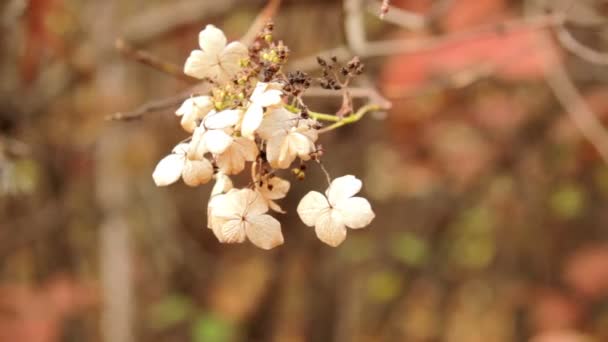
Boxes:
[284,104,341,122]
[318,104,382,133]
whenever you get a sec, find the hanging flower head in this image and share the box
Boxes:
[147,22,385,249]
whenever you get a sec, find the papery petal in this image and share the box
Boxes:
[216,137,258,175]
[204,109,241,129]
[210,189,244,219]
[198,24,226,54]
[241,188,268,216]
[335,197,375,229]
[203,129,233,154]
[257,107,298,140]
[172,143,190,155]
[315,210,347,247]
[327,175,362,206]
[211,172,233,196]
[182,159,213,187]
[187,126,207,160]
[267,200,286,213]
[266,133,285,169]
[297,191,330,227]
[277,136,298,168]
[152,154,185,186]
[256,89,283,107]
[261,176,290,200]
[245,215,284,250]
[241,104,264,139]
[217,219,247,244]
[219,41,248,76]
[184,50,218,79]
[289,131,315,158]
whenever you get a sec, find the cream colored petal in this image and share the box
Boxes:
[152,153,185,186]
[277,136,299,169]
[297,191,330,227]
[241,104,264,139]
[216,138,255,174]
[187,126,207,160]
[203,129,233,154]
[204,109,241,129]
[266,134,284,169]
[245,214,284,250]
[198,24,226,55]
[327,175,362,206]
[250,82,269,100]
[289,131,315,158]
[256,89,283,107]
[208,195,228,230]
[267,200,285,214]
[315,209,347,247]
[184,50,218,79]
[257,107,298,140]
[260,176,290,200]
[171,143,190,155]
[216,144,246,175]
[182,159,213,187]
[217,219,247,244]
[334,197,375,229]
[219,41,248,76]
[211,172,233,196]
[210,189,245,219]
[241,188,268,216]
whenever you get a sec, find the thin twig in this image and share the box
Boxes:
[544,34,608,164]
[115,38,198,83]
[556,24,608,65]
[242,0,283,45]
[318,103,383,134]
[105,93,191,121]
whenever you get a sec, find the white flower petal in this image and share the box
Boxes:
[187,126,208,160]
[219,41,248,76]
[315,210,347,247]
[216,137,258,175]
[241,104,264,139]
[257,107,298,140]
[199,24,226,55]
[297,191,330,227]
[327,175,362,206]
[210,189,245,219]
[211,173,233,197]
[241,188,268,216]
[182,159,213,187]
[245,214,284,250]
[203,129,233,154]
[184,50,218,79]
[335,197,375,229]
[260,176,290,200]
[267,200,286,213]
[217,219,247,244]
[204,109,241,129]
[256,89,283,107]
[289,131,315,158]
[152,153,185,186]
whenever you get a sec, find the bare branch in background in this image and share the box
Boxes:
[556,24,608,65]
[242,0,283,45]
[105,93,191,121]
[115,38,198,83]
[121,0,241,44]
[545,51,608,164]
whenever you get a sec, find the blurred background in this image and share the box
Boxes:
[2,0,608,341]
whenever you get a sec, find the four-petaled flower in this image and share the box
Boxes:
[188,109,242,159]
[208,188,284,250]
[297,175,375,247]
[184,25,248,84]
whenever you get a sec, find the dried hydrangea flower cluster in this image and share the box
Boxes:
[152,24,375,249]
